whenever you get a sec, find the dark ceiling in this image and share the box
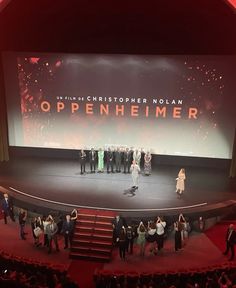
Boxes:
[0,0,236,54]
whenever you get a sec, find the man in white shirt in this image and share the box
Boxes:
[130,160,140,190]
[156,216,166,251]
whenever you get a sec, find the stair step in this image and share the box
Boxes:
[70,252,110,262]
[78,213,114,219]
[72,239,112,247]
[77,219,112,225]
[75,226,113,234]
[71,246,111,254]
[74,229,113,238]
[74,232,112,239]
[76,220,112,229]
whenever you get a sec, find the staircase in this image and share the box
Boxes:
[70,208,116,262]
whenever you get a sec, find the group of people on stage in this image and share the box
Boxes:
[79,147,186,195]
[79,147,152,176]
[112,213,191,260]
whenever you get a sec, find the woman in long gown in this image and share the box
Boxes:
[97,148,104,172]
[136,221,146,256]
[144,151,152,176]
[176,168,186,198]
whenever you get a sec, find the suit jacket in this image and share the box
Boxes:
[1,197,13,212]
[115,151,121,161]
[123,151,131,163]
[79,150,86,159]
[45,222,58,238]
[226,228,236,245]
[106,151,114,163]
[89,150,97,162]
[61,220,74,235]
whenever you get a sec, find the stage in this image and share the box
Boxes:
[0,156,235,217]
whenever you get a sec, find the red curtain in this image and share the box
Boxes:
[0,54,9,161]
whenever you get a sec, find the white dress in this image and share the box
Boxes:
[131,164,140,187]
[176,172,185,192]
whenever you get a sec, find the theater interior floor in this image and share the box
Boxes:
[0,157,235,215]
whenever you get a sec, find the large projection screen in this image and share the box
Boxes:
[2,52,235,159]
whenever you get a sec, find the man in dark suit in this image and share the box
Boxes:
[61,214,74,249]
[223,224,236,261]
[115,147,121,172]
[106,147,114,173]
[89,148,97,173]
[79,149,86,174]
[45,218,60,254]
[1,193,15,224]
[123,148,131,173]
[112,215,126,244]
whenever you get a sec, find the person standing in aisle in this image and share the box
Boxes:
[1,193,15,224]
[19,208,27,240]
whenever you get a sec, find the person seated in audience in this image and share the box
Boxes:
[136,221,146,256]
[146,220,157,254]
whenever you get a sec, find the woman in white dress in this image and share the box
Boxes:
[130,160,140,189]
[176,168,186,198]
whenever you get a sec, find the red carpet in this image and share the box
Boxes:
[68,260,104,288]
[205,221,236,252]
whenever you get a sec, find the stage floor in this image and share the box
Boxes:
[0,157,235,214]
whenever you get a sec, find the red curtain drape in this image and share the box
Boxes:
[0,54,9,162]
[230,128,236,178]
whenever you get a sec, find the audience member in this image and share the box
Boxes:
[136,221,146,257]
[61,214,74,249]
[156,216,166,252]
[117,226,126,261]
[31,216,43,247]
[174,220,182,252]
[45,217,60,254]
[1,193,15,224]
[223,223,236,261]
[18,208,27,240]
[126,224,136,254]
[146,221,157,254]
